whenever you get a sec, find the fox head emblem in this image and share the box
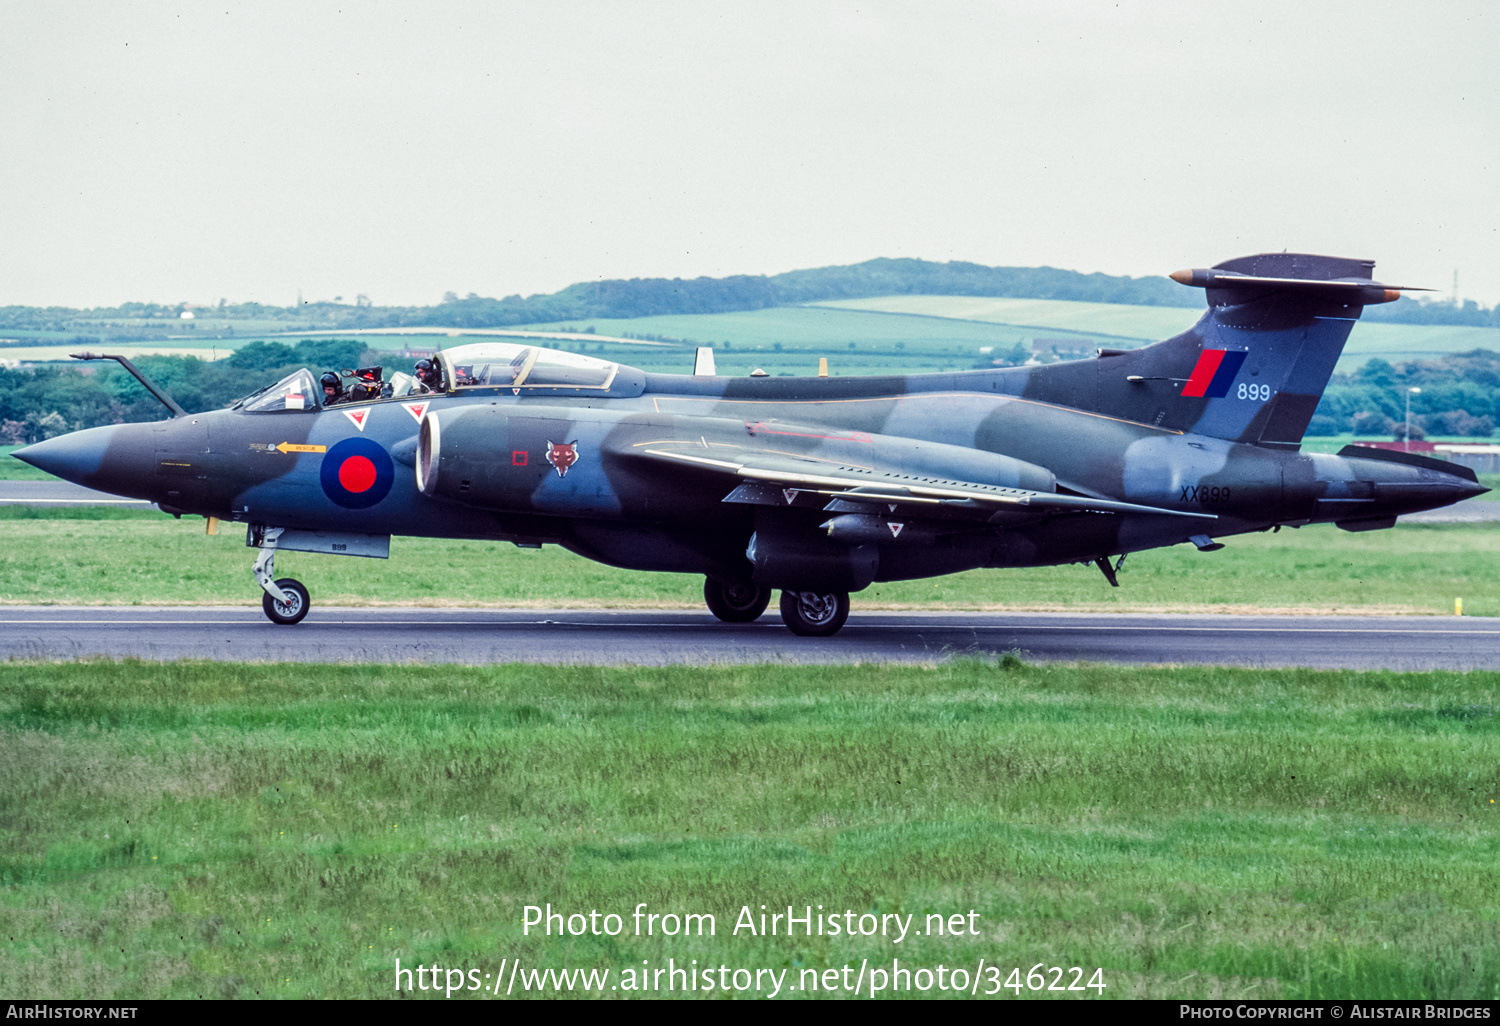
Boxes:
[545,440,579,478]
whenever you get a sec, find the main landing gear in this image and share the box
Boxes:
[778,589,850,637]
[251,526,311,626]
[702,577,851,635]
[703,578,772,623]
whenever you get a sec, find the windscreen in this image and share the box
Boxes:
[239,369,319,412]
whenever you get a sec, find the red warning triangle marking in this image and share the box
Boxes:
[403,401,429,423]
[343,408,369,432]
[888,522,905,538]
[783,488,799,505]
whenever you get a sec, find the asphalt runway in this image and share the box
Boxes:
[4,606,1500,669]
[1401,498,1500,522]
[0,480,153,506]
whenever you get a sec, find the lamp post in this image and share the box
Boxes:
[1406,387,1422,451]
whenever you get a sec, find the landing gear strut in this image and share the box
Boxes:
[704,577,772,622]
[251,525,311,626]
[779,589,850,636]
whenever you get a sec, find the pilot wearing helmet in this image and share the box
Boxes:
[320,371,347,406]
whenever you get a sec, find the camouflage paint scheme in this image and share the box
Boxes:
[17,254,1484,621]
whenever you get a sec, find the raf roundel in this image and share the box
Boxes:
[320,437,395,509]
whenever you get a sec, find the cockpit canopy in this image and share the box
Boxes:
[439,343,619,392]
[233,341,639,412]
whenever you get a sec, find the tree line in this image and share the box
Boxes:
[1309,349,1500,438]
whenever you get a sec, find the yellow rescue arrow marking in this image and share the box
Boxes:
[276,442,326,454]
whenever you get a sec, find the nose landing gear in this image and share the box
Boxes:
[251,525,311,625]
[263,578,310,625]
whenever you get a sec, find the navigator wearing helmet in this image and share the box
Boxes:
[413,358,444,393]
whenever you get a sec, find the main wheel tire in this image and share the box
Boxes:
[704,578,772,623]
[779,589,850,637]
[262,578,310,625]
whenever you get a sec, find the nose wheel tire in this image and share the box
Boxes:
[262,578,310,625]
[779,589,850,636]
[704,578,772,623]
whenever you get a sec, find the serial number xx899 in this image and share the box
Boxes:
[1180,485,1230,503]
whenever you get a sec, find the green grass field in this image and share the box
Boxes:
[2,659,1497,999]
[0,508,1495,616]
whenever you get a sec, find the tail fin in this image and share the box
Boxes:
[1021,253,1413,448]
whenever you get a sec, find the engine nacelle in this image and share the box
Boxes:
[417,406,508,501]
[417,405,625,517]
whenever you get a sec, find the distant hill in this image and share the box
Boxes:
[381,258,1199,331]
[1,257,1492,342]
[317,258,1500,331]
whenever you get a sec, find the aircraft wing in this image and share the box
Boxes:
[634,446,1215,520]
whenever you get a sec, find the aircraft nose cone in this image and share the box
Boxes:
[12,427,112,485]
[1460,478,1490,501]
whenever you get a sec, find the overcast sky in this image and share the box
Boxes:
[1,1,1494,308]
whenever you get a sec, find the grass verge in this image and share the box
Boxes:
[1,659,1497,999]
[0,509,1496,615]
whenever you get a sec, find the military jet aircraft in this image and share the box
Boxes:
[15,252,1485,635]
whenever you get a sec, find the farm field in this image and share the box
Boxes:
[2,658,1496,999]
[1,508,1495,616]
[0,317,305,340]
[817,296,1500,374]
[1333,323,1500,368]
[1,331,671,372]
[512,306,1066,376]
[812,295,1203,342]
[0,344,237,364]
